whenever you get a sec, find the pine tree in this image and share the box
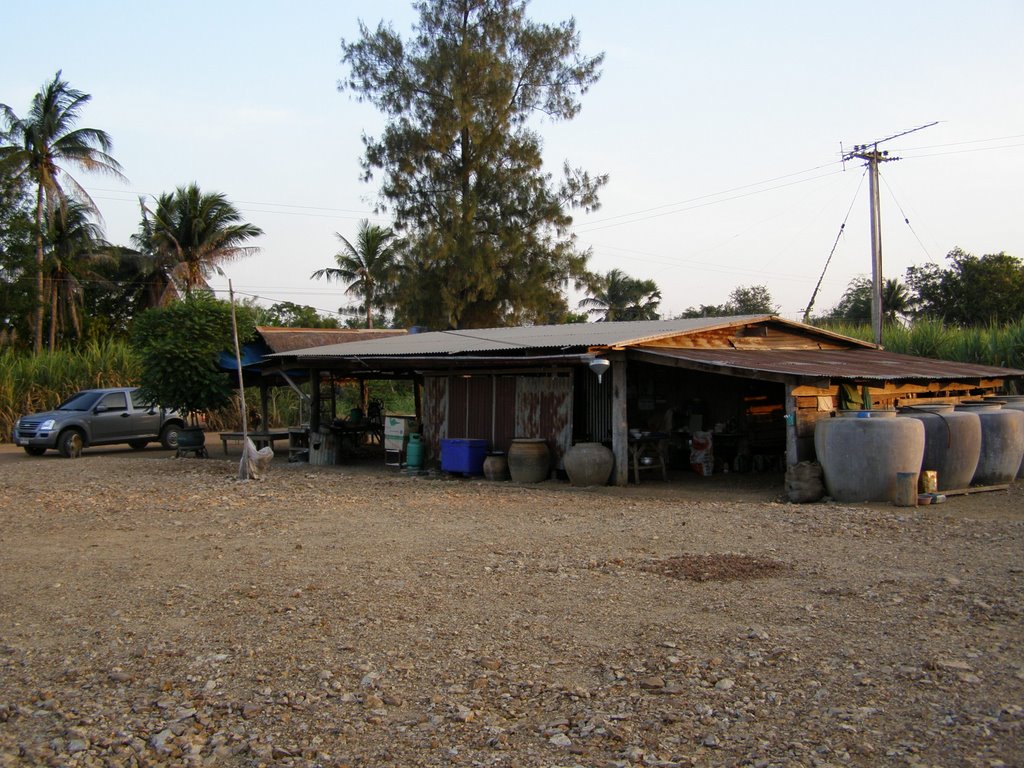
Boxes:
[341,0,606,329]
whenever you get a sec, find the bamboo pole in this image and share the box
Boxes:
[228,280,250,480]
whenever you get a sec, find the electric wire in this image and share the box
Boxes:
[802,169,867,321]
[879,174,935,263]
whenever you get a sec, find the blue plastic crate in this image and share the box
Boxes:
[440,438,489,475]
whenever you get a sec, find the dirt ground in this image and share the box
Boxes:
[0,439,1021,768]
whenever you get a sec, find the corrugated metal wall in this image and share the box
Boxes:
[492,376,517,453]
[515,374,573,468]
[422,371,574,469]
[577,368,613,442]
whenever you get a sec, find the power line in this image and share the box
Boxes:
[803,169,867,321]
[879,174,935,263]
[574,169,846,234]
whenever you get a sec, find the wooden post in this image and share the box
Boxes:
[611,354,629,486]
[260,379,270,430]
[310,369,321,433]
[785,384,799,468]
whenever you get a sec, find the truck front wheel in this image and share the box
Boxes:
[23,447,46,456]
[58,429,85,458]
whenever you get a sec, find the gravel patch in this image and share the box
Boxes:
[0,445,1021,767]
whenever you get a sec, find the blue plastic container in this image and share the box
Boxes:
[440,438,489,475]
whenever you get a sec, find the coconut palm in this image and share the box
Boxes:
[42,199,112,348]
[882,277,911,324]
[0,71,126,353]
[138,183,263,297]
[312,220,397,328]
[579,269,661,321]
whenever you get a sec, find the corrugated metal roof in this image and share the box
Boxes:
[635,346,1024,382]
[256,326,406,354]
[273,315,819,359]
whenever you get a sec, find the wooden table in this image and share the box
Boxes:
[218,430,290,455]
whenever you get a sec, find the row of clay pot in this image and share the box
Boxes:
[481,438,615,486]
[814,398,1024,503]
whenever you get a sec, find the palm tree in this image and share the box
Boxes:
[0,71,126,353]
[312,219,397,328]
[578,269,661,321]
[138,183,263,297]
[42,199,112,348]
[882,277,911,325]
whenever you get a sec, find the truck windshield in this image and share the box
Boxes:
[57,391,102,411]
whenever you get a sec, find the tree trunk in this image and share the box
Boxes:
[34,184,45,355]
[48,278,58,351]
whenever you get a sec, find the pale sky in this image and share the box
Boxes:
[2,1,1021,322]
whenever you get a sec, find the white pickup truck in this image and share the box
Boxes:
[13,387,185,457]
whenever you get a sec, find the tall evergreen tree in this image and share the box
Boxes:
[341,0,606,329]
[0,71,125,352]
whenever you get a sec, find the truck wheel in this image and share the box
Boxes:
[58,429,85,458]
[128,439,149,450]
[23,447,46,456]
[160,423,182,450]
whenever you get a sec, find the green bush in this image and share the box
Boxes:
[132,295,256,426]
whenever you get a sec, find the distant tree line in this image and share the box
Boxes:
[821,248,1024,327]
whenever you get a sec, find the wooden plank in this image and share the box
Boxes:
[940,484,1010,497]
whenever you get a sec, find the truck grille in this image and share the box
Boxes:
[16,419,44,437]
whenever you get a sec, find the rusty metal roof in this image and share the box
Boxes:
[634,346,1024,382]
[271,315,850,359]
[256,326,406,354]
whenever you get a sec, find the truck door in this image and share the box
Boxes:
[91,391,132,442]
[129,389,162,438]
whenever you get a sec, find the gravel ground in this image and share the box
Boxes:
[0,441,1021,768]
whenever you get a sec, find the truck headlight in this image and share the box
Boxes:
[39,419,56,431]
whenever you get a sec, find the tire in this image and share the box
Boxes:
[128,439,149,450]
[22,446,46,456]
[58,429,85,458]
[159,423,183,450]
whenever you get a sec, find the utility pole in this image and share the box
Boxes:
[843,122,937,347]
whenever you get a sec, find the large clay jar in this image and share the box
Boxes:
[814,410,925,502]
[563,442,614,486]
[507,438,550,483]
[984,396,1024,478]
[956,401,1024,485]
[482,452,509,481]
[897,404,981,491]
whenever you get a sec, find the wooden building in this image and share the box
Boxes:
[268,316,1024,486]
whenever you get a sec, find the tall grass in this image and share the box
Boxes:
[0,340,417,442]
[816,318,1024,378]
[0,340,142,442]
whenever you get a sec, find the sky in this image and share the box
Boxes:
[2,1,1022,322]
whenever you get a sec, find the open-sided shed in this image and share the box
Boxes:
[269,316,1024,485]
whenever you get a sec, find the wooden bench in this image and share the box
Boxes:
[219,431,290,455]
